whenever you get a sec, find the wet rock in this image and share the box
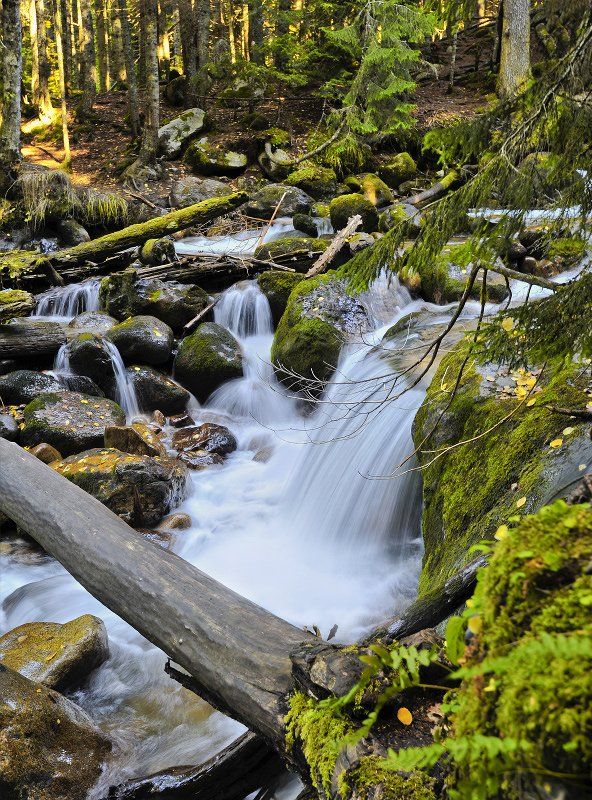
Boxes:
[0,615,109,691]
[69,310,117,334]
[0,369,62,405]
[157,512,192,531]
[329,193,379,233]
[127,365,190,414]
[104,422,167,457]
[29,442,62,463]
[138,236,176,266]
[178,449,224,470]
[51,448,187,527]
[244,184,313,219]
[347,231,375,254]
[59,374,105,397]
[378,202,415,233]
[158,107,206,158]
[507,240,528,262]
[285,165,339,200]
[21,391,125,456]
[54,218,91,246]
[253,446,273,463]
[170,176,233,208]
[0,288,36,320]
[344,173,394,207]
[256,270,305,326]
[254,236,328,272]
[172,422,237,456]
[65,333,118,393]
[168,411,195,428]
[174,322,243,402]
[183,137,248,177]
[258,147,293,180]
[378,152,418,188]
[0,411,18,441]
[292,213,318,237]
[153,409,166,426]
[0,664,111,800]
[107,315,174,365]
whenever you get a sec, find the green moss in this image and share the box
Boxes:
[379,153,417,187]
[343,173,394,207]
[257,270,305,324]
[423,242,508,304]
[347,756,436,800]
[174,322,243,402]
[0,250,46,281]
[0,289,32,305]
[547,236,586,262]
[261,127,291,148]
[329,194,379,233]
[285,165,338,199]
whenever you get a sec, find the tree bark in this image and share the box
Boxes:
[76,0,98,115]
[178,0,198,103]
[94,0,111,91]
[134,0,160,166]
[54,0,72,165]
[0,319,66,359]
[109,0,127,83]
[248,0,264,63]
[196,0,210,68]
[119,0,140,136]
[0,0,23,178]
[497,0,530,99]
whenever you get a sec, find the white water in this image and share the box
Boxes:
[33,279,101,320]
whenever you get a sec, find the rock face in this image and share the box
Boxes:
[107,315,174,365]
[285,165,338,200]
[257,270,305,325]
[413,339,592,597]
[158,108,206,158]
[170,176,232,208]
[343,173,393,207]
[0,664,111,800]
[174,322,243,402]
[21,392,125,456]
[64,333,118,394]
[244,184,313,219]
[0,369,62,405]
[0,411,18,441]
[127,365,190,414]
[51,448,187,527]
[329,193,379,233]
[100,271,209,334]
[0,615,109,691]
[172,423,237,457]
[184,137,248,176]
[254,236,328,272]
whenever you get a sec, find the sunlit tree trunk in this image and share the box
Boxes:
[158,0,171,80]
[109,0,127,83]
[54,0,72,166]
[77,0,98,114]
[498,0,530,99]
[196,0,210,67]
[30,0,54,119]
[0,0,23,177]
[95,0,110,91]
[248,0,264,63]
[137,0,160,164]
[68,0,79,90]
[119,0,140,135]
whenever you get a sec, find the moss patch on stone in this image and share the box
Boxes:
[329,193,379,233]
[257,270,306,325]
[285,164,339,200]
[346,756,436,800]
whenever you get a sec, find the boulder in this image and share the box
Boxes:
[0,369,62,405]
[244,184,313,219]
[127,365,190,414]
[254,236,328,272]
[51,448,187,527]
[174,322,243,402]
[378,152,418,188]
[378,202,422,235]
[172,422,237,457]
[21,391,125,456]
[285,165,338,200]
[0,411,19,441]
[183,137,248,177]
[63,333,117,394]
[343,173,394,207]
[0,615,109,691]
[104,422,167,457]
[170,176,232,208]
[0,288,35,320]
[107,315,174,365]
[256,270,305,326]
[423,243,509,304]
[164,74,187,106]
[59,374,105,397]
[29,442,62,463]
[347,232,375,255]
[157,512,192,531]
[54,219,91,246]
[292,213,318,237]
[69,310,117,334]
[0,665,111,800]
[158,108,206,158]
[258,147,293,180]
[329,193,379,233]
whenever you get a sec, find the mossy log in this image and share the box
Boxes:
[407,169,461,208]
[0,319,66,359]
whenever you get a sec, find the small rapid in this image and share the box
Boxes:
[33,279,101,320]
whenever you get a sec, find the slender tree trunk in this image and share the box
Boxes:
[196,0,210,67]
[497,0,530,98]
[157,0,171,80]
[109,0,127,83]
[119,0,140,135]
[248,0,264,63]
[68,0,79,90]
[54,0,72,165]
[58,0,72,93]
[275,0,290,68]
[0,0,23,178]
[178,0,197,102]
[94,0,110,91]
[77,0,98,114]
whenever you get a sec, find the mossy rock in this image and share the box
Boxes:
[69,310,117,334]
[257,270,306,326]
[0,288,35,320]
[22,391,125,456]
[254,236,328,272]
[413,339,592,597]
[0,615,108,691]
[271,272,370,391]
[258,147,293,180]
[0,665,111,800]
[285,165,339,200]
[158,107,206,159]
[329,193,379,233]
[244,183,313,219]
[183,137,248,177]
[379,152,418,188]
[378,202,414,233]
[423,242,509,304]
[64,333,118,394]
[343,173,394,208]
[547,235,587,269]
[107,315,174,365]
[51,447,187,527]
[174,322,243,402]
[103,422,167,457]
[127,365,190,415]
[292,213,318,238]
[0,369,62,405]
[259,127,291,149]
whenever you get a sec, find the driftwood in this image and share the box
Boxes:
[136,253,295,289]
[0,319,66,359]
[305,215,361,278]
[407,169,461,208]
[182,296,219,336]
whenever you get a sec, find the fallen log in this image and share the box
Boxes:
[407,169,461,208]
[0,319,66,359]
[136,253,295,290]
[305,215,361,278]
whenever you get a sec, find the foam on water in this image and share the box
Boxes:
[33,279,101,320]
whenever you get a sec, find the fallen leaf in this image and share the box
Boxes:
[501,317,514,332]
[397,707,413,725]
[550,438,563,448]
[562,427,574,436]
[494,524,509,540]
[516,496,527,508]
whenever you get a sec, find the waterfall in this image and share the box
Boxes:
[103,340,141,421]
[33,279,101,319]
[214,280,274,338]
[53,342,71,376]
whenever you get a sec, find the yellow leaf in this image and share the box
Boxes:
[80,399,89,404]
[549,438,563,448]
[516,496,527,508]
[526,398,536,407]
[484,678,497,693]
[397,707,413,726]
[562,427,574,436]
[468,616,482,635]
[501,317,514,332]
[494,524,509,541]
[579,464,587,471]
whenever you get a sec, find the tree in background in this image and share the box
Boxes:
[498,0,531,98]
[0,0,23,183]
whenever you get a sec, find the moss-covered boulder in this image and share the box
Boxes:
[329,193,379,233]
[413,340,592,597]
[107,315,174,365]
[285,165,339,200]
[254,236,328,272]
[244,183,313,219]
[344,173,394,207]
[0,288,35,321]
[258,147,293,180]
[292,213,318,237]
[174,322,243,402]
[547,234,587,271]
[271,272,370,390]
[379,152,418,188]
[378,202,419,233]
[0,615,108,691]
[158,107,206,158]
[21,391,125,456]
[0,369,62,405]
[69,310,117,334]
[0,665,111,800]
[127,365,190,415]
[64,333,118,394]
[170,176,232,209]
[422,242,509,304]
[51,447,187,527]
[257,270,306,325]
[183,137,248,177]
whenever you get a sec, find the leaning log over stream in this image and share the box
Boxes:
[0,319,66,359]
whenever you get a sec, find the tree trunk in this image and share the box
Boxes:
[109,0,127,83]
[94,0,111,91]
[196,0,210,68]
[34,0,54,119]
[0,0,23,179]
[135,0,160,166]
[497,0,530,98]
[119,0,140,135]
[248,0,264,63]
[178,0,197,102]
[76,0,98,115]
[157,0,171,80]
[275,0,290,69]
[54,0,72,165]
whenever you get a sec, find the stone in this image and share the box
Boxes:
[172,422,237,456]
[59,374,105,397]
[183,137,248,177]
[0,665,111,800]
[51,448,187,527]
[158,108,206,158]
[21,392,125,456]
[343,173,394,207]
[0,411,18,441]
[292,213,318,237]
[284,165,338,200]
[258,147,293,180]
[170,176,232,208]
[178,449,224,470]
[254,236,328,272]
[29,442,62,463]
[425,243,510,304]
[0,615,109,691]
[157,512,192,531]
[104,422,166,457]
[168,411,195,428]
[54,218,91,246]
[0,288,35,320]
[329,193,379,233]
[378,152,418,188]
[127,365,190,414]
[69,310,117,334]
[347,232,375,254]
[174,322,243,402]
[244,184,313,219]
[63,333,118,394]
[257,270,305,326]
[107,315,174,365]
[138,236,176,266]
[0,369,61,405]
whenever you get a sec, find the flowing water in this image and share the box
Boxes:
[33,278,101,320]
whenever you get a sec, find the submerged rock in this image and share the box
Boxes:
[329,193,379,233]
[174,322,243,402]
[51,448,187,527]
[257,270,305,326]
[107,315,174,365]
[244,183,313,219]
[127,365,190,414]
[64,333,118,394]
[158,107,206,158]
[0,664,111,800]
[21,391,125,456]
[0,615,109,691]
[0,369,62,405]
[170,176,232,208]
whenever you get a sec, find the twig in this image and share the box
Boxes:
[254,192,288,251]
[125,189,158,209]
[306,214,362,278]
[182,297,219,336]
